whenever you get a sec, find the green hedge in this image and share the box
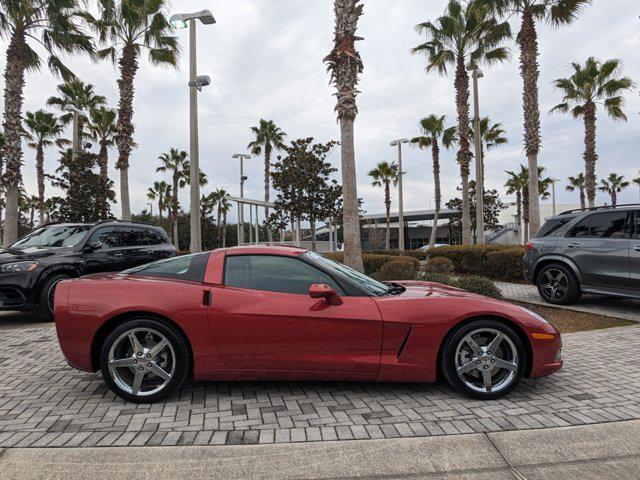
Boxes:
[425,245,524,281]
[322,253,419,275]
[366,250,429,261]
[418,272,504,300]
[371,260,417,282]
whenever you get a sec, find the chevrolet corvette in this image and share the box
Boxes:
[54,246,562,403]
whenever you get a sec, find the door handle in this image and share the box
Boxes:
[114,252,123,258]
[567,243,581,249]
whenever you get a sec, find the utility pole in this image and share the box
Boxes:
[469,64,485,244]
[390,138,409,251]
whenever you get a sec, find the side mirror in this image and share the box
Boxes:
[83,241,102,253]
[309,284,343,306]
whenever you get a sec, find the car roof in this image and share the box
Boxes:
[223,245,309,257]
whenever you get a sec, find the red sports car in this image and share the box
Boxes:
[54,246,562,403]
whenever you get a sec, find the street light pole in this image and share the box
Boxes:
[63,106,84,163]
[170,10,216,254]
[468,64,485,244]
[390,139,409,251]
[550,178,560,216]
[233,153,251,245]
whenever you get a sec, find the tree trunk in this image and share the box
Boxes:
[36,144,46,225]
[522,185,530,243]
[2,31,29,246]
[172,172,180,249]
[158,201,164,226]
[222,211,227,248]
[98,139,109,219]
[311,219,317,251]
[516,190,522,245]
[339,117,364,272]
[115,44,139,221]
[384,183,391,250]
[583,102,598,208]
[611,190,617,207]
[454,57,472,245]
[429,138,441,249]
[518,7,542,236]
[579,187,586,210]
[264,143,273,243]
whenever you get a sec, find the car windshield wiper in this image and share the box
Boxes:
[384,282,406,295]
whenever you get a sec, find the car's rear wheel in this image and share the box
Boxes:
[35,274,71,322]
[536,263,581,305]
[441,320,526,400]
[100,318,190,403]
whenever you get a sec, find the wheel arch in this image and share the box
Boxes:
[532,256,582,285]
[90,311,194,373]
[436,315,534,379]
[35,266,81,296]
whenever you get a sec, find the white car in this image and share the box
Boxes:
[419,243,449,251]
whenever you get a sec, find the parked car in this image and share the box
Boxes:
[419,243,449,251]
[524,204,640,305]
[0,220,176,321]
[54,245,562,403]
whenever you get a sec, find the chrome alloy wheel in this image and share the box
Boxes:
[455,328,519,394]
[47,279,64,313]
[107,328,175,397]
[539,269,569,301]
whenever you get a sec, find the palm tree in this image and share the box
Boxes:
[634,176,640,202]
[566,173,587,210]
[519,165,551,242]
[0,0,93,246]
[47,79,106,144]
[24,111,67,225]
[87,106,117,218]
[412,0,511,245]
[85,0,179,221]
[368,162,400,250]
[411,115,457,249]
[598,173,629,207]
[324,0,365,271]
[0,132,5,244]
[505,169,528,244]
[210,188,231,247]
[491,0,591,238]
[157,149,189,248]
[551,58,634,208]
[147,181,172,227]
[469,116,508,183]
[248,119,287,242]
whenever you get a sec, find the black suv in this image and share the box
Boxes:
[524,204,640,305]
[0,221,176,321]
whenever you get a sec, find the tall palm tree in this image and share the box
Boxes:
[551,58,634,208]
[598,173,629,207]
[566,173,587,210]
[324,0,365,271]
[248,119,287,242]
[24,111,67,225]
[0,0,93,246]
[519,165,551,242]
[368,161,400,250]
[469,116,508,183]
[157,149,189,248]
[491,0,591,236]
[47,79,106,143]
[211,188,231,247]
[87,106,117,218]
[412,0,511,245]
[505,168,528,244]
[0,132,5,244]
[85,0,179,221]
[411,115,457,249]
[147,180,171,227]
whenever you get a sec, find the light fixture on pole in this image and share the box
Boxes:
[62,106,84,163]
[233,153,251,245]
[390,138,409,251]
[170,9,216,254]
[550,178,561,216]
[467,62,485,244]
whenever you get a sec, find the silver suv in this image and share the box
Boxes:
[524,205,640,305]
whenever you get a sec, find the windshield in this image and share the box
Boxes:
[304,252,390,296]
[12,225,91,249]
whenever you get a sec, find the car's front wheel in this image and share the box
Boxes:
[536,263,581,305]
[100,318,190,403]
[441,320,526,400]
[36,273,71,322]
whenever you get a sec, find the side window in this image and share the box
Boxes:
[88,228,119,249]
[145,229,165,245]
[634,212,640,239]
[120,227,148,247]
[569,212,628,239]
[126,253,210,282]
[224,255,345,295]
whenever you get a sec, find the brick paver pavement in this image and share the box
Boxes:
[495,281,640,322]
[1,325,639,448]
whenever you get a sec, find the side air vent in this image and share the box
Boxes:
[396,326,413,361]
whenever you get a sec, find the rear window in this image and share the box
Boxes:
[535,218,572,238]
[125,253,210,282]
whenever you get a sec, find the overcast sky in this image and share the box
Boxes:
[5,0,640,221]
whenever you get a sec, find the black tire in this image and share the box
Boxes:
[440,319,526,400]
[536,263,581,305]
[100,318,190,403]
[35,274,71,322]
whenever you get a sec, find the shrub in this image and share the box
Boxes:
[323,252,419,275]
[425,244,524,280]
[417,272,504,300]
[371,260,417,281]
[425,256,454,274]
[485,248,525,281]
[322,252,344,263]
[367,250,429,261]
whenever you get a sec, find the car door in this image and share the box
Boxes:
[563,210,630,289]
[209,254,383,375]
[630,211,640,291]
[82,227,126,274]
[119,226,155,269]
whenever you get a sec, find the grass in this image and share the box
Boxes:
[512,301,636,334]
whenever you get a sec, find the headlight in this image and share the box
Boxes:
[519,306,549,324]
[0,261,39,274]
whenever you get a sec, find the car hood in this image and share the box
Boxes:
[390,280,487,300]
[0,246,73,264]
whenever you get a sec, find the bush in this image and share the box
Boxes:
[367,250,429,261]
[425,256,454,274]
[485,248,525,281]
[323,252,419,275]
[371,260,417,281]
[425,244,524,281]
[417,272,504,300]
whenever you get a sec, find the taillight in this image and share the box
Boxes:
[525,242,535,251]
